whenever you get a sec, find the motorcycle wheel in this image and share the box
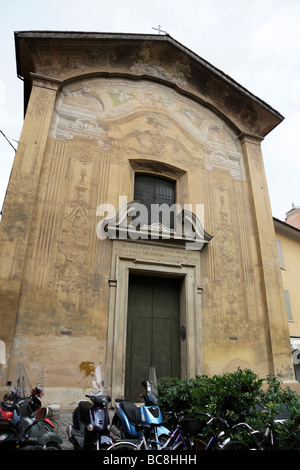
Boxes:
[44,443,62,450]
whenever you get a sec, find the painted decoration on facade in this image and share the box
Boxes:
[49,78,245,181]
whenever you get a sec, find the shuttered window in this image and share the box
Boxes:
[284,289,293,321]
[134,174,176,228]
[276,238,285,269]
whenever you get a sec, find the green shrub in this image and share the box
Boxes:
[157,368,300,449]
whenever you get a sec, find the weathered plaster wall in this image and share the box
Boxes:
[0,33,295,404]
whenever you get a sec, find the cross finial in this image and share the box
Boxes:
[152,25,167,35]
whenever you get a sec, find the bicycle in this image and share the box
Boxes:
[108,411,245,451]
[156,412,195,450]
[107,423,158,451]
[175,413,249,450]
[107,412,193,451]
[226,421,274,450]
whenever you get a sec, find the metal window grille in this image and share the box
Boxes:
[134,174,176,228]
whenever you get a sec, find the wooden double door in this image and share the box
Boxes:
[125,274,181,401]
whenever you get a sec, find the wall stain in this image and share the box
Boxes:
[79,361,95,377]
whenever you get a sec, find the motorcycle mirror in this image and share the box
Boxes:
[35,407,48,421]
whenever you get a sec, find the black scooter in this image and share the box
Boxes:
[67,364,113,450]
[0,362,62,450]
[0,406,62,450]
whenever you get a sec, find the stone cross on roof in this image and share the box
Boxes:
[152,25,167,34]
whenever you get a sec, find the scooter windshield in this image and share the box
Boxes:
[16,362,33,398]
[4,361,33,401]
[147,367,159,404]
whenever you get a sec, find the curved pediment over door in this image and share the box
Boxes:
[99,200,213,251]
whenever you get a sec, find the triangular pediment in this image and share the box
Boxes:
[15,31,283,137]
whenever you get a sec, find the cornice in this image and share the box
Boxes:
[274,217,300,243]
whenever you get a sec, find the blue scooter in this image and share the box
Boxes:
[111,368,170,448]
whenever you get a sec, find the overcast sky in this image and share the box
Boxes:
[0,0,299,220]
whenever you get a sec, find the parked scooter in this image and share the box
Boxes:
[0,362,62,450]
[0,361,54,431]
[67,364,113,450]
[110,367,170,448]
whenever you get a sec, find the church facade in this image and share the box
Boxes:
[0,31,296,406]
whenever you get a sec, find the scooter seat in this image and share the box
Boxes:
[120,401,141,424]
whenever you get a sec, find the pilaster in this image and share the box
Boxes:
[239,132,294,380]
[0,75,62,373]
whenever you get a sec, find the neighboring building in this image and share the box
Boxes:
[0,31,297,406]
[275,206,300,381]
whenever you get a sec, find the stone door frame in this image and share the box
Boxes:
[106,240,204,404]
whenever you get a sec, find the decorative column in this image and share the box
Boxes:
[0,74,62,376]
[239,132,294,381]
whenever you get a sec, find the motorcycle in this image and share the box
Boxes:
[0,362,62,450]
[67,364,113,450]
[0,361,54,431]
[110,367,170,448]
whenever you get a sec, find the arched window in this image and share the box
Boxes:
[133,174,176,229]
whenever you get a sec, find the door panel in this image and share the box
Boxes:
[152,318,172,378]
[126,316,152,401]
[125,274,180,401]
